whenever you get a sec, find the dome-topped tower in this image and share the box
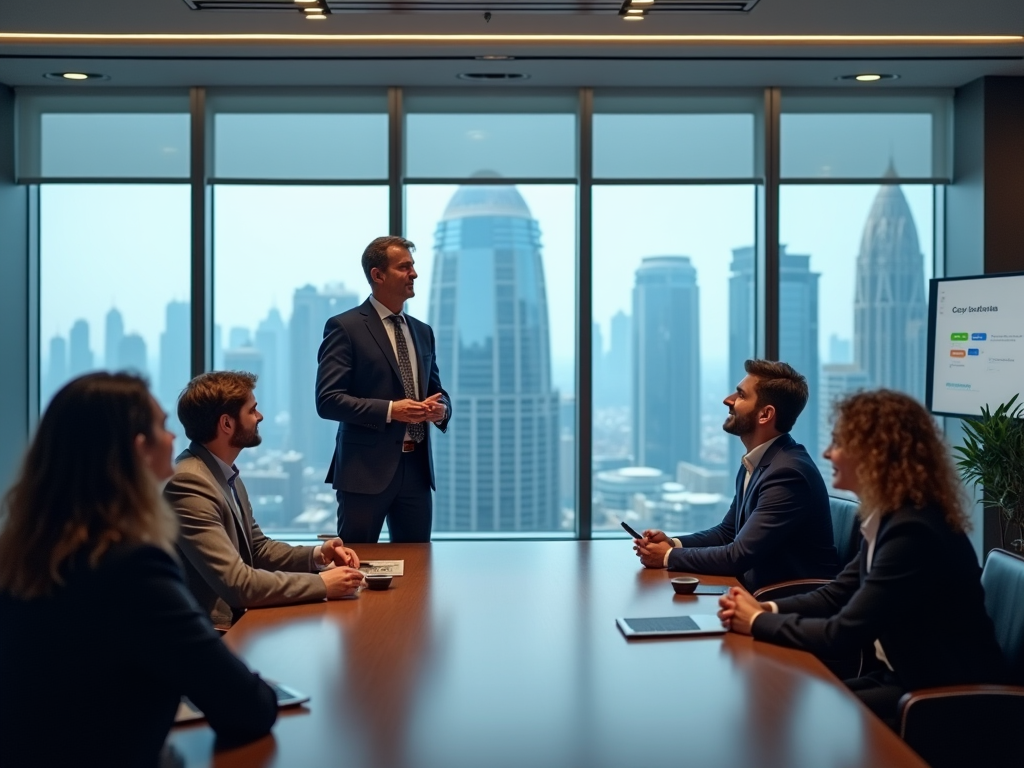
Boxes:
[428,182,559,532]
[853,167,927,400]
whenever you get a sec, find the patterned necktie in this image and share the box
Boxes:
[387,315,425,443]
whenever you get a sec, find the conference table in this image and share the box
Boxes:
[167,540,928,768]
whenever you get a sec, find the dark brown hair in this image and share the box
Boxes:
[0,373,176,599]
[832,389,970,532]
[744,359,808,433]
[177,371,258,444]
[361,236,416,285]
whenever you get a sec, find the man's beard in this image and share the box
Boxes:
[722,409,757,437]
[230,423,262,449]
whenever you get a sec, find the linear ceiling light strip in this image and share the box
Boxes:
[0,32,1020,43]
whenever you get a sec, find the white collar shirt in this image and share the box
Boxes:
[369,294,421,440]
[741,434,782,495]
[860,511,894,672]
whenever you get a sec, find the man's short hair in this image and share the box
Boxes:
[177,371,258,444]
[361,236,416,285]
[743,359,808,434]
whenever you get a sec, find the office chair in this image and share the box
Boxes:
[897,548,1024,768]
[751,497,862,603]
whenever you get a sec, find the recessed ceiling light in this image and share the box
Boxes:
[626,8,645,14]
[476,55,515,61]
[294,0,317,3]
[623,14,644,19]
[305,12,327,18]
[44,72,109,82]
[303,6,323,11]
[631,0,655,4]
[457,72,530,81]
[837,73,900,82]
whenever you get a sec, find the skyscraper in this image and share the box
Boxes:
[633,256,700,475]
[105,307,124,370]
[255,307,290,423]
[44,334,68,406]
[728,245,819,467]
[605,310,632,409]
[68,319,93,378]
[779,249,820,458]
[290,283,359,470]
[159,300,191,448]
[118,333,148,376]
[428,183,560,532]
[854,172,927,400]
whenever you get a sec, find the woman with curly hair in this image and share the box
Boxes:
[0,373,278,768]
[717,389,1006,727]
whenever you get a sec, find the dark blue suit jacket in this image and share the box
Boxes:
[315,298,451,495]
[755,505,1006,692]
[667,433,839,591]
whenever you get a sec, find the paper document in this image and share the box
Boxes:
[359,560,404,576]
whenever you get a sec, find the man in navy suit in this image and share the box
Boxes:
[635,359,839,591]
[316,236,452,543]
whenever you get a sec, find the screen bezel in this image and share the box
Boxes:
[926,270,1024,418]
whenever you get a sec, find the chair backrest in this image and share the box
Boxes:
[828,496,862,567]
[981,548,1024,684]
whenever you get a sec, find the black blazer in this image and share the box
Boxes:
[0,544,277,768]
[667,434,839,591]
[754,505,1007,692]
[316,298,452,494]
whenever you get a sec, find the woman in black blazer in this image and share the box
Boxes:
[0,373,278,768]
[717,389,1006,726]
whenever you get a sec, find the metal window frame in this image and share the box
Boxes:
[21,85,948,540]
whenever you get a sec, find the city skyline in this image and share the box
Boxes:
[40,179,931,534]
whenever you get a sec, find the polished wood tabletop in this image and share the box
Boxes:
[167,540,927,768]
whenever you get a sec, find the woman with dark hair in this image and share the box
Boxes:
[0,373,277,768]
[717,389,1006,726]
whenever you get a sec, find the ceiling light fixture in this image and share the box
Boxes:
[631,0,655,4]
[44,72,108,81]
[9,33,1023,44]
[476,55,515,60]
[303,6,322,11]
[305,12,327,18]
[837,73,900,82]
[623,14,644,20]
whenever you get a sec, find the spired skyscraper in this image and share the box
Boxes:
[428,183,560,532]
[854,171,927,401]
[632,256,700,476]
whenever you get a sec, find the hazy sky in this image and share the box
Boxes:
[41,181,933,397]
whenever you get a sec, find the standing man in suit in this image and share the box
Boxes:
[635,360,839,592]
[316,236,451,543]
[166,371,366,629]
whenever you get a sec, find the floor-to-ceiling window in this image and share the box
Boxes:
[16,85,954,539]
[778,93,947,494]
[404,92,578,534]
[209,90,390,534]
[590,92,761,534]
[25,91,193,451]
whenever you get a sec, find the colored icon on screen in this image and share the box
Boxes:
[950,333,969,341]
[968,348,980,355]
[972,333,987,341]
[950,349,967,358]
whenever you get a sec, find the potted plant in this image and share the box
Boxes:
[954,394,1024,552]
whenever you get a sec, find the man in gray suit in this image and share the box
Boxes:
[165,371,366,629]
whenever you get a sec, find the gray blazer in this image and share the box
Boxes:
[165,442,327,628]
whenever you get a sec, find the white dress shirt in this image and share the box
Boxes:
[664,434,783,566]
[368,294,420,442]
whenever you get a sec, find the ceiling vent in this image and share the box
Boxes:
[183,0,760,14]
[457,72,530,80]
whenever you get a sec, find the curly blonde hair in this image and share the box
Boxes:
[832,389,970,532]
